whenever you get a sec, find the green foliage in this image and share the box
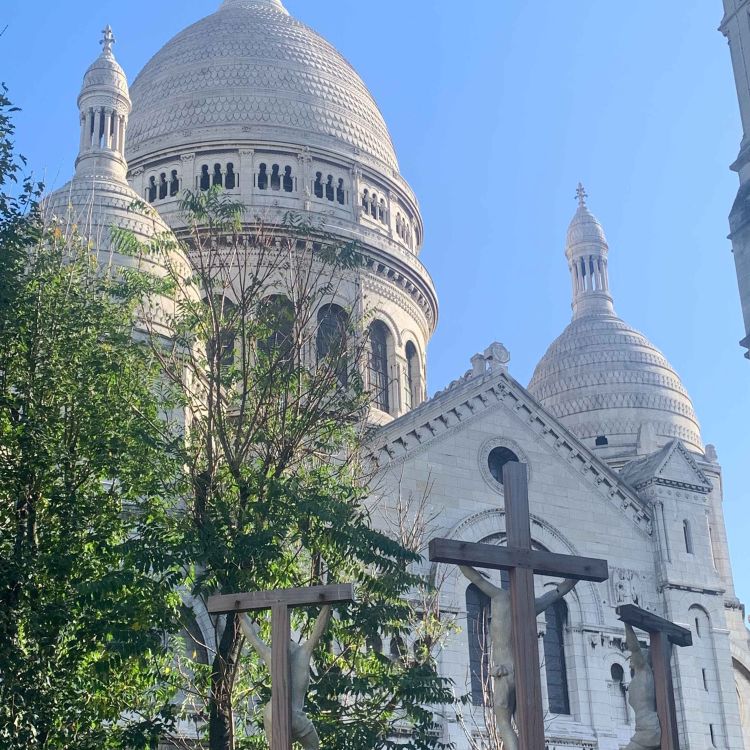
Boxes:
[0,90,185,749]
[124,188,454,749]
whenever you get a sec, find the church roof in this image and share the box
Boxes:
[125,0,399,171]
[528,191,702,460]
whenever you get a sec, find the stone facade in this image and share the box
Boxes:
[44,1,750,748]
[721,0,750,357]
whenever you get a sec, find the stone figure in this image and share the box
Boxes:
[460,566,578,750]
[240,605,332,750]
[623,623,661,750]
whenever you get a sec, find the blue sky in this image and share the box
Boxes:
[2,1,749,607]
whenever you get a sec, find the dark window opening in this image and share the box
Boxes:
[212,163,223,187]
[147,176,157,203]
[169,169,180,197]
[368,321,390,413]
[337,178,345,204]
[270,164,281,191]
[595,435,608,446]
[314,172,323,198]
[159,173,168,200]
[259,295,294,361]
[543,599,571,714]
[325,175,335,201]
[487,446,520,485]
[317,304,349,386]
[199,165,210,191]
[405,341,419,410]
[378,199,386,222]
[258,163,268,190]
[225,163,236,190]
[283,166,293,192]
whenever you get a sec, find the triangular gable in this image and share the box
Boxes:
[620,440,713,494]
[367,364,652,537]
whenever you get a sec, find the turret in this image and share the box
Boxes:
[566,184,614,319]
[75,26,131,181]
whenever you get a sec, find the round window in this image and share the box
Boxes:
[487,447,520,485]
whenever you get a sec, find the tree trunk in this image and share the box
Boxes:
[209,612,239,750]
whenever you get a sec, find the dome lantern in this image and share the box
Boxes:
[566,184,614,319]
[75,25,131,181]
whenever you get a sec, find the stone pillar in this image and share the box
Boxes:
[351,165,362,221]
[298,149,312,211]
[180,153,196,195]
[103,110,113,150]
[111,113,120,152]
[93,108,102,149]
[239,148,255,203]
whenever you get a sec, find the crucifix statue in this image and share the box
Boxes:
[429,461,609,750]
[617,604,692,750]
[207,583,355,750]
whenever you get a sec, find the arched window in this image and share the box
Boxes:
[608,663,629,724]
[147,176,157,203]
[368,321,390,413]
[378,198,386,222]
[487,446,520,485]
[169,169,180,197]
[159,173,168,200]
[543,599,570,714]
[336,178,345,204]
[325,175,335,201]
[370,192,378,218]
[467,571,509,706]
[225,163,236,190]
[212,163,223,187]
[199,165,210,191]
[205,296,237,368]
[683,520,693,554]
[259,295,294,361]
[270,164,281,191]
[314,172,324,198]
[258,163,268,190]
[317,304,349,385]
[362,189,369,211]
[283,166,294,192]
[405,341,419,410]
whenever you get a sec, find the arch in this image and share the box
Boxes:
[199,164,210,191]
[543,598,571,714]
[336,178,345,204]
[258,163,268,190]
[283,165,294,192]
[205,295,237,368]
[169,169,180,197]
[270,164,281,191]
[314,171,323,198]
[607,660,630,724]
[158,172,168,200]
[225,163,236,190]
[259,294,294,359]
[316,304,349,385]
[487,446,520,486]
[147,175,157,203]
[325,175,335,202]
[212,163,223,187]
[368,320,390,413]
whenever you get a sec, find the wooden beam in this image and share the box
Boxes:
[617,604,692,647]
[271,603,292,750]
[505,462,545,750]
[429,538,608,582]
[207,583,356,615]
[651,631,681,750]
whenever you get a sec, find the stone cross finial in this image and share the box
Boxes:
[100,25,115,56]
[575,182,588,207]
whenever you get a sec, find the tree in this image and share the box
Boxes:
[124,188,454,750]
[0,89,185,749]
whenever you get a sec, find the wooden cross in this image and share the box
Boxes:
[429,461,609,750]
[617,604,692,750]
[207,583,355,750]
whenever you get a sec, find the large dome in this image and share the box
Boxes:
[528,189,702,460]
[125,0,399,171]
[528,313,702,456]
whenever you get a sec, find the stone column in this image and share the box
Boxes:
[351,165,362,221]
[239,149,255,202]
[103,110,113,150]
[93,108,103,149]
[180,153,196,194]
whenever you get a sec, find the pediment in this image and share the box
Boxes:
[367,365,652,537]
[620,440,712,494]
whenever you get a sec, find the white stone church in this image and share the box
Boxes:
[44,1,750,748]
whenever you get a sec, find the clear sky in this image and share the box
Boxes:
[2,1,749,607]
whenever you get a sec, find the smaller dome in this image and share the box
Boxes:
[566,202,608,251]
[79,27,128,101]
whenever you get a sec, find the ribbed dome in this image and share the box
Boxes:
[528,314,702,457]
[529,188,702,460]
[125,0,399,170]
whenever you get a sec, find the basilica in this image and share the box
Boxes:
[45,1,750,748]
